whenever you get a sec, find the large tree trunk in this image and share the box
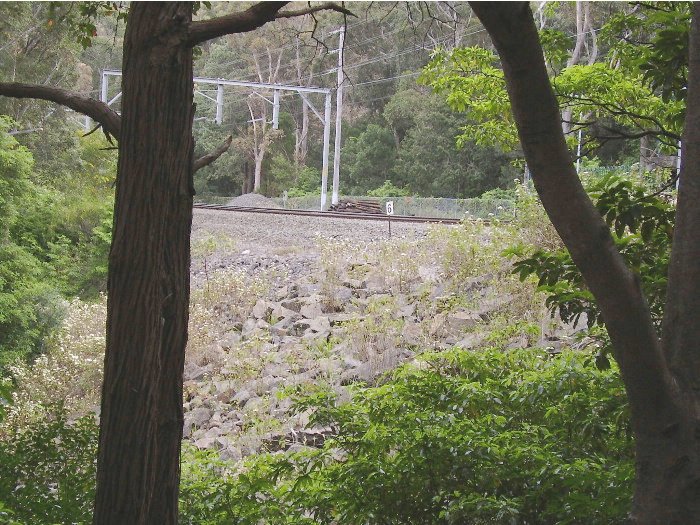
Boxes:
[93,3,194,523]
[470,3,700,523]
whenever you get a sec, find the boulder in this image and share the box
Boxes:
[401,321,424,346]
[252,299,275,320]
[446,311,481,332]
[184,362,206,381]
[185,407,211,428]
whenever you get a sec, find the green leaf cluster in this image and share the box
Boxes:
[181,347,632,525]
[510,173,673,350]
[0,409,98,524]
[0,120,115,369]
[420,47,517,151]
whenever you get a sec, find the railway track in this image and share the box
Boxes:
[193,203,464,224]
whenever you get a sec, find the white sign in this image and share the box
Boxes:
[385,201,394,215]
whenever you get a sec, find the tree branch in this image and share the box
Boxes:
[0,82,233,174]
[187,2,355,47]
[193,135,233,172]
[275,2,355,19]
[0,82,121,139]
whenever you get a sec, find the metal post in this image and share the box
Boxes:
[272,90,280,129]
[331,26,345,206]
[215,83,224,125]
[321,93,332,210]
[84,115,91,132]
[101,71,108,103]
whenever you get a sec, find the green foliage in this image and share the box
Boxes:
[509,174,673,364]
[0,119,59,365]
[367,180,410,197]
[0,409,98,525]
[48,2,128,49]
[0,120,114,367]
[342,124,397,195]
[601,2,690,104]
[552,63,683,149]
[0,380,11,423]
[422,5,690,155]
[179,445,238,525]
[0,118,34,235]
[267,155,321,197]
[211,347,632,525]
[386,88,515,198]
[420,47,517,151]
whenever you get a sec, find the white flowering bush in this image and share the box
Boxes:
[2,297,106,432]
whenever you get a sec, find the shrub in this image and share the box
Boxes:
[367,180,410,197]
[0,410,98,525]
[220,347,633,525]
[3,298,106,431]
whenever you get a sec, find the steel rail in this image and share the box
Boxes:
[193,203,465,224]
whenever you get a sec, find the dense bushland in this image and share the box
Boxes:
[0,119,114,369]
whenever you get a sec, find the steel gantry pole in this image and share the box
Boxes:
[272,90,280,129]
[215,83,224,125]
[321,93,332,210]
[101,71,109,103]
[331,25,345,206]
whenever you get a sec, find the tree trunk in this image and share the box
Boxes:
[470,3,700,523]
[93,3,194,524]
[253,150,264,193]
[299,99,309,166]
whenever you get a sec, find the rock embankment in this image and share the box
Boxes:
[184,209,578,461]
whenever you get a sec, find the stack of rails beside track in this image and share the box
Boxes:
[193,203,464,224]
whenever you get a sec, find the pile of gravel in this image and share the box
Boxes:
[227,193,282,208]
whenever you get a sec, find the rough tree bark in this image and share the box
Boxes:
[1,2,352,523]
[469,3,700,523]
[92,4,195,522]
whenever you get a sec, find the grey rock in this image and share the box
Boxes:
[446,311,481,332]
[342,278,364,290]
[252,299,275,320]
[428,313,447,337]
[333,286,353,304]
[453,332,487,349]
[220,446,242,461]
[233,389,252,406]
[186,407,211,428]
[184,362,206,381]
[281,298,302,313]
[306,316,331,334]
[193,437,216,449]
[300,303,323,319]
[401,322,424,346]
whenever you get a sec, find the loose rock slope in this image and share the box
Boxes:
[184,209,578,461]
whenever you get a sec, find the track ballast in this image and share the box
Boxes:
[193,203,463,224]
